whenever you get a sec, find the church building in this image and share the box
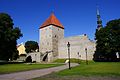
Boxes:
[38,12,96,62]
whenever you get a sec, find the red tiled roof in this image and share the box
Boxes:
[40,13,64,29]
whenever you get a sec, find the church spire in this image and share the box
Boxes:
[96,6,103,30]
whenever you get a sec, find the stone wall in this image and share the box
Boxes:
[51,25,64,61]
[39,25,53,53]
[58,34,96,60]
[26,52,40,62]
[39,25,64,62]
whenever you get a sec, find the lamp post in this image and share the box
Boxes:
[77,52,80,64]
[85,48,88,65]
[67,42,71,69]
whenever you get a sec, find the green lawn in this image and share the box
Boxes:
[56,61,120,76]
[0,63,62,74]
[32,61,120,80]
[53,58,82,63]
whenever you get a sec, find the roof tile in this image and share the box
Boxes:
[40,13,64,29]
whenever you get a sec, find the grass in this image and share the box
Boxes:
[53,58,82,63]
[56,61,120,76]
[32,61,120,80]
[0,63,62,74]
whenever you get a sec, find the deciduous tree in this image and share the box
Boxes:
[25,41,39,53]
[94,19,120,61]
[0,13,22,61]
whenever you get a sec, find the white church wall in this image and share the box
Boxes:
[58,35,96,60]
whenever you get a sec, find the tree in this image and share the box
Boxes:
[12,50,19,60]
[93,19,120,61]
[0,13,23,61]
[25,41,39,53]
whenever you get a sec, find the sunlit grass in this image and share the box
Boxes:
[0,63,62,74]
[32,61,120,80]
[53,58,86,63]
[56,62,120,76]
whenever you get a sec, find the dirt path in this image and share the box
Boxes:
[0,63,78,80]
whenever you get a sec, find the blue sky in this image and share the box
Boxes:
[0,0,120,44]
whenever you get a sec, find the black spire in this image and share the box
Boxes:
[97,6,103,30]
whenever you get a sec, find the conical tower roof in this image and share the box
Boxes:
[40,13,64,29]
[96,6,103,30]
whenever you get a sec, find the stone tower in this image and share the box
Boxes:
[39,13,64,62]
[97,7,103,30]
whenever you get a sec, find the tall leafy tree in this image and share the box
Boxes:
[0,13,22,61]
[25,41,39,53]
[94,19,120,61]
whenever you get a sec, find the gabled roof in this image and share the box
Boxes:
[17,43,24,48]
[40,13,64,29]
